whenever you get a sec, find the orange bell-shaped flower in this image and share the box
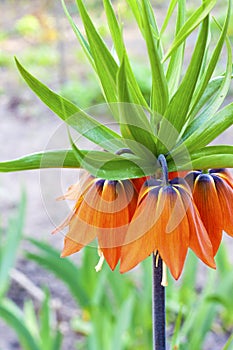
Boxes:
[120,176,216,280]
[54,172,138,270]
[185,169,233,255]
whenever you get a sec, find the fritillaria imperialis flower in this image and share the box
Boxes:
[120,176,216,280]
[54,172,139,271]
[185,168,233,255]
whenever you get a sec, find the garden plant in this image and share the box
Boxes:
[1,0,233,349]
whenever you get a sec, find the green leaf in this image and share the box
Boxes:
[111,297,134,350]
[187,36,232,138]
[126,0,143,32]
[117,57,157,157]
[186,76,224,122]
[187,0,231,121]
[103,0,149,109]
[61,0,94,69]
[166,0,186,97]
[71,141,156,180]
[0,299,40,350]
[75,0,118,105]
[0,150,80,172]
[180,35,232,146]
[141,0,169,115]
[167,145,233,172]
[15,58,125,152]
[40,291,52,350]
[158,16,209,153]
[0,192,26,297]
[103,0,124,59]
[163,0,216,61]
[160,0,178,35]
[25,238,89,308]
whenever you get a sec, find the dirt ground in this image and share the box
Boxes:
[0,1,233,349]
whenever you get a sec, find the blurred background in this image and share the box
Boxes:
[0,0,233,349]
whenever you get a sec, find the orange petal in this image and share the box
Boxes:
[61,236,83,257]
[101,247,121,270]
[98,180,138,270]
[192,174,223,255]
[213,175,233,237]
[65,182,102,246]
[57,172,95,201]
[155,186,189,280]
[120,188,161,273]
[184,195,215,269]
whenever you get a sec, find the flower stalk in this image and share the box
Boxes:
[152,253,166,350]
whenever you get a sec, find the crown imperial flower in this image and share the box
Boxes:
[185,169,233,255]
[54,172,139,270]
[120,176,216,280]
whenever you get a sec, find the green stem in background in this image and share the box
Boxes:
[152,253,166,350]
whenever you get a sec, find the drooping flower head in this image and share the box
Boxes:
[185,168,233,255]
[54,171,139,271]
[120,156,216,280]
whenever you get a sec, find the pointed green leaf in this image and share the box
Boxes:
[0,150,81,172]
[15,58,125,151]
[187,0,231,121]
[71,142,156,180]
[75,0,118,104]
[158,16,209,153]
[161,0,178,35]
[117,57,157,157]
[25,238,89,307]
[0,300,40,350]
[163,0,216,61]
[103,0,149,109]
[182,36,232,141]
[111,297,134,350]
[61,0,94,69]
[141,0,169,115]
[103,0,124,59]
[186,76,224,122]
[166,0,186,96]
[169,103,233,159]
[126,0,143,32]
[188,145,233,170]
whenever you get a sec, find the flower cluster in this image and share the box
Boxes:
[54,162,233,281]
